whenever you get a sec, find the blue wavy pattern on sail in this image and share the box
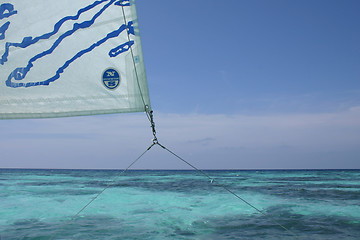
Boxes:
[0,3,17,20]
[109,40,134,57]
[115,0,130,6]
[0,21,10,40]
[0,0,109,65]
[7,24,129,88]
[2,0,136,88]
[0,3,17,41]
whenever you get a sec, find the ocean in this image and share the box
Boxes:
[0,169,359,239]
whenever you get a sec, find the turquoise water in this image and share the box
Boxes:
[0,169,359,239]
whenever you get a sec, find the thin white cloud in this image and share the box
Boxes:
[0,108,359,169]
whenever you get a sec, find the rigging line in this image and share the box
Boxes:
[144,105,152,124]
[120,3,149,110]
[155,142,302,240]
[48,142,156,240]
[120,3,155,142]
[120,3,298,238]
[146,108,158,143]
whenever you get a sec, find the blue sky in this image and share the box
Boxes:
[1,0,360,169]
[138,0,359,114]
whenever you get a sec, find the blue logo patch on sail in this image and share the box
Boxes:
[102,68,120,90]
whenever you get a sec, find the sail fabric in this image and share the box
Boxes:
[0,0,151,119]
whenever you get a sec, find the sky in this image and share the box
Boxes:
[1,0,360,169]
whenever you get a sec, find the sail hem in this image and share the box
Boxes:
[0,107,146,120]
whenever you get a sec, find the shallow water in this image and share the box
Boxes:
[0,169,359,239]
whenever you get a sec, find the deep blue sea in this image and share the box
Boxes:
[0,169,359,239]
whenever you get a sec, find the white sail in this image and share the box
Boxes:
[0,0,151,119]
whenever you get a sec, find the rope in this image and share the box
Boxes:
[145,108,158,143]
[141,107,300,238]
[117,7,298,238]
[155,142,301,240]
[48,109,300,240]
[120,2,149,110]
[48,142,156,240]
[44,2,299,240]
